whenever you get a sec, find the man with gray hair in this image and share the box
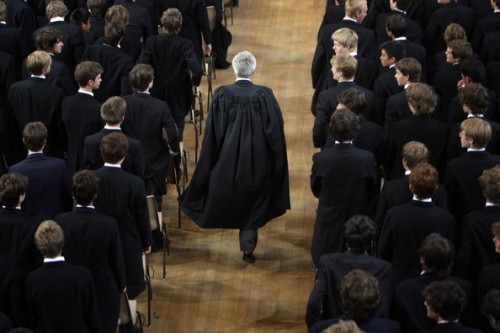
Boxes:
[180,51,290,263]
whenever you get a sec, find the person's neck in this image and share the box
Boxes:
[79,86,93,93]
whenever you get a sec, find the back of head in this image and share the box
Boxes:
[160,8,182,35]
[395,57,422,83]
[23,121,47,152]
[460,58,486,85]
[460,117,492,149]
[444,23,467,44]
[34,220,64,258]
[0,1,7,21]
[105,4,129,25]
[87,0,107,16]
[329,108,360,142]
[36,26,63,52]
[482,290,500,325]
[331,53,358,80]
[344,215,375,252]
[322,320,364,333]
[385,13,406,37]
[0,173,28,208]
[74,61,103,87]
[423,280,467,321]
[129,64,154,92]
[418,233,454,276]
[345,0,367,17]
[70,8,91,27]
[402,141,429,169]
[406,83,437,115]
[332,28,358,52]
[409,162,438,199]
[379,40,406,62]
[448,39,473,63]
[104,22,125,45]
[232,51,256,79]
[26,50,52,76]
[340,269,381,321]
[337,88,367,116]
[479,165,500,205]
[458,83,489,115]
[101,96,126,125]
[72,170,99,206]
[46,0,68,18]
[100,131,128,164]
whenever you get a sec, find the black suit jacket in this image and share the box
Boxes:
[375,175,448,228]
[82,41,134,102]
[472,12,500,52]
[61,92,104,175]
[384,115,449,180]
[0,23,29,76]
[8,77,65,157]
[444,151,500,220]
[378,201,456,282]
[392,273,473,333]
[163,0,211,65]
[122,92,179,193]
[433,64,462,121]
[448,89,500,124]
[313,81,374,148]
[94,166,151,298]
[305,251,393,328]
[311,144,378,266]
[384,89,410,127]
[54,207,126,333]
[363,0,423,28]
[34,21,86,72]
[375,13,423,46]
[311,315,402,333]
[83,128,145,179]
[481,31,500,63]
[25,261,103,333]
[9,153,72,222]
[421,322,482,333]
[139,34,202,123]
[372,67,403,124]
[4,0,37,45]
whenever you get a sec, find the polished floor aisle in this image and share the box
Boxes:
[142,1,323,332]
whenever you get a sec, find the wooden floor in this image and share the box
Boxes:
[140,1,323,332]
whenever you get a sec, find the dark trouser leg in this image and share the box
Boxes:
[239,229,258,253]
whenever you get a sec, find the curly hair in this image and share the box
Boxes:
[340,269,381,321]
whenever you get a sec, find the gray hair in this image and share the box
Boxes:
[232,51,257,78]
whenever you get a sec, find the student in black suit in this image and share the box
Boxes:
[25,220,103,333]
[33,26,77,96]
[139,8,202,142]
[384,57,421,127]
[163,0,212,66]
[447,83,500,161]
[123,64,180,211]
[444,117,500,221]
[88,0,106,37]
[8,51,65,159]
[320,0,346,28]
[0,173,41,327]
[425,0,474,56]
[306,216,393,329]
[364,0,423,29]
[70,8,99,46]
[62,61,104,176]
[313,54,374,148]
[481,31,500,64]
[9,122,72,223]
[374,0,423,46]
[312,0,376,106]
[311,109,378,266]
[392,233,473,333]
[82,23,134,102]
[310,270,402,333]
[54,170,126,333]
[311,27,377,115]
[384,83,448,180]
[372,40,405,124]
[421,280,481,333]
[0,51,18,171]
[471,0,500,52]
[430,23,467,79]
[385,14,426,78]
[481,289,500,333]
[375,141,448,229]
[34,1,85,73]
[433,39,473,122]
[378,163,456,282]
[448,58,500,124]
[455,165,500,283]
[94,132,151,299]
[83,96,145,178]
[3,0,37,50]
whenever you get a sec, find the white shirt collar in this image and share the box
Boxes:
[335,140,353,144]
[76,204,95,209]
[50,17,65,22]
[104,163,121,168]
[467,147,486,152]
[413,195,432,203]
[44,256,65,263]
[394,36,407,41]
[236,78,252,82]
[31,74,46,79]
[104,125,121,130]
[78,89,94,97]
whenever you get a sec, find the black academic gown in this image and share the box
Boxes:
[180,80,290,230]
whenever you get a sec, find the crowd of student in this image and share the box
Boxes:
[0,0,234,332]
[308,0,500,332]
